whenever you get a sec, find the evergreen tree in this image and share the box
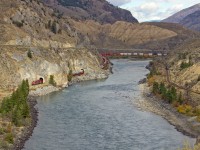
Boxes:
[68,70,73,82]
[159,83,166,94]
[27,50,32,59]
[152,82,159,94]
[171,86,177,101]
[178,92,183,104]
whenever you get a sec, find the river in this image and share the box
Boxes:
[24,59,195,150]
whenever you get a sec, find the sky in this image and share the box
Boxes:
[107,0,200,22]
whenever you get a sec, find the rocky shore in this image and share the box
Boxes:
[136,83,200,139]
[29,86,61,96]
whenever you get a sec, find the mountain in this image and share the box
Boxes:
[163,4,200,31]
[163,4,200,23]
[42,0,138,24]
[0,0,198,90]
[39,0,199,50]
[179,10,200,31]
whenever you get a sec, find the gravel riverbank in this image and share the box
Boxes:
[136,83,200,139]
[29,86,60,96]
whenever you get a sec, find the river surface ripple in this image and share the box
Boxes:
[24,59,195,150]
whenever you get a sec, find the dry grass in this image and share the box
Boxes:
[179,143,200,150]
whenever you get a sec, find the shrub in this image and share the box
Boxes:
[0,141,8,149]
[4,133,14,144]
[67,70,73,82]
[198,75,200,82]
[193,107,200,116]
[177,105,192,114]
[12,21,23,27]
[180,61,192,70]
[159,82,167,95]
[27,50,32,59]
[178,92,183,104]
[152,82,159,94]
[180,143,200,150]
[0,128,4,135]
[49,75,57,86]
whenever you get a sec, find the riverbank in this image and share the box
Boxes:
[136,83,200,139]
[13,96,38,150]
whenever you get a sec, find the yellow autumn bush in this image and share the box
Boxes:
[177,105,192,114]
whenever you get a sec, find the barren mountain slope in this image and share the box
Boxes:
[69,20,199,50]
[179,10,200,31]
[163,4,200,23]
[162,4,200,31]
[42,0,138,24]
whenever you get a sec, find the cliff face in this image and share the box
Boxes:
[0,46,107,90]
[0,0,108,91]
[42,0,138,24]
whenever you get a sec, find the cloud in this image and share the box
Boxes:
[107,0,132,6]
[137,2,159,14]
[127,2,161,21]
[123,1,185,22]
[109,0,200,22]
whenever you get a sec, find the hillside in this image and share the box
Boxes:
[152,39,200,103]
[68,20,199,50]
[163,4,200,31]
[42,0,138,24]
[37,0,200,51]
[0,0,108,90]
[179,10,200,31]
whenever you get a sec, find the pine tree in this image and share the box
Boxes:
[171,86,177,101]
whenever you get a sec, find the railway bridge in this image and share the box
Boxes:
[97,48,168,57]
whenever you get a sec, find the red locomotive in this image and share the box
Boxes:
[73,69,84,76]
[32,78,44,86]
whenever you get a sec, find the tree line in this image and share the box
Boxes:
[0,80,30,126]
[153,82,183,104]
